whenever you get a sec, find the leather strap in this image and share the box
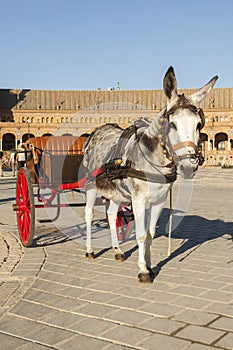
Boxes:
[172,141,197,151]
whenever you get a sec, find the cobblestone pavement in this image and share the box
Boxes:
[0,169,232,350]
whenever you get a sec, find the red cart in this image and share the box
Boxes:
[13,135,134,247]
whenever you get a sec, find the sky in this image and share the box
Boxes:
[0,0,233,91]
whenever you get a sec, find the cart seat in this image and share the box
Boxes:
[25,135,89,185]
[26,135,88,155]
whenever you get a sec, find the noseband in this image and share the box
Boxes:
[160,96,205,166]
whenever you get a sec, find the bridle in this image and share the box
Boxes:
[160,96,205,166]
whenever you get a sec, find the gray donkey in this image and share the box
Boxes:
[83,66,218,282]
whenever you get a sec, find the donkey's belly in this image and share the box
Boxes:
[96,178,132,204]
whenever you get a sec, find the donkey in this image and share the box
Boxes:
[83,66,218,282]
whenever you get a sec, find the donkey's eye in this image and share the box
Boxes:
[196,122,201,131]
[170,122,177,130]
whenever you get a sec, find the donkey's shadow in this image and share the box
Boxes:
[147,208,233,279]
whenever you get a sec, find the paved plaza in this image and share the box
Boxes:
[0,168,232,349]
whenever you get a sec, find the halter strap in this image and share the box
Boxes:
[165,94,205,129]
[172,141,197,152]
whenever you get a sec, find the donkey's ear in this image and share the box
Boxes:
[163,66,178,103]
[189,75,218,106]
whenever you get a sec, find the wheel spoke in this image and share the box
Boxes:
[16,169,35,247]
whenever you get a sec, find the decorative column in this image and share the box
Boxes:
[207,139,211,151]
[212,139,215,150]
[208,131,214,150]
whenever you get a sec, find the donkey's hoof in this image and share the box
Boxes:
[85,252,94,259]
[115,253,126,261]
[138,272,152,283]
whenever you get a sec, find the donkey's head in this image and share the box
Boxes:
[162,66,218,178]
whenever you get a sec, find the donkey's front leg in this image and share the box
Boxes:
[107,201,125,261]
[85,188,97,259]
[132,196,151,282]
[145,202,166,276]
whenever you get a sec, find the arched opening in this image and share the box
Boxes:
[42,133,53,137]
[62,133,73,136]
[215,132,228,150]
[80,133,90,138]
[230,139,233,150]
[200,133,208,152]
[22,133,35,143]
[2,133,15,150]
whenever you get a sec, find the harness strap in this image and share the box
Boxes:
[172,141,197,152]
[126,168,177,184]
[112,126,135,159]
[95,159,177,184]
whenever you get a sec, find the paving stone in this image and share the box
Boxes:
[105,344,136,350]
[139,301,184,317]
[58,334,111,350]
[209,316,233,332]
[170,295,213,310]
[221,284,233,293]
[76,302,116,318]
[200,290,233,303]
[0,315,44,337]
[78,290,118,303]
[10,300,55,320]
[176,324,225,344]
[215,332,233,349]
[187,343,224,350]
[169,285,207,297]
[138,332,191,350]
[213,275,233,285]
[39,309,86,328]
[31,278,70,293]
[172,309,219,325]
[101,324,152,347]
[205,302,233,318]
[0,332,28,350]
[139,316,185,335]
[106,309,152,326]
[107,295,148,309]
[25,325,74,346]
[190,279,228,290]
[69,317,117,336]
[16,342,55,349]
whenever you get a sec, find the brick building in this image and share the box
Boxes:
[0,87,233,166]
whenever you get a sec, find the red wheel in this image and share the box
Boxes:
[16,168,35,247]
[116,204,134,241]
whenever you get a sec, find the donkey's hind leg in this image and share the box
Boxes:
[107,200,126,261]
[85,188,97,259]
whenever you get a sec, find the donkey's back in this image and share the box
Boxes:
[83,123,123,172]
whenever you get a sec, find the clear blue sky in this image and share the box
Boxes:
[1,0,233,90]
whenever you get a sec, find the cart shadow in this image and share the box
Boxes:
[33,218,110,247]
